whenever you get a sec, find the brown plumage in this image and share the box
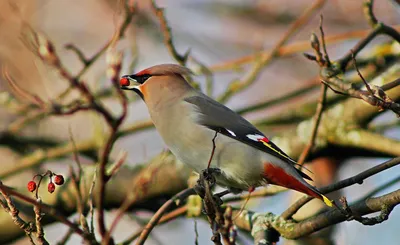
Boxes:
[120,64,333,207]
[135,64,193,77]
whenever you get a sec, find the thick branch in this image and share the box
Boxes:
[282,156,400,219]
[234,189,400,239]
[0,152,191,244]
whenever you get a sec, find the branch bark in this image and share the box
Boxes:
[0,152,191,244]
[233,189,400,239]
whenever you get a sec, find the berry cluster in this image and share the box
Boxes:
[27,171,64,194]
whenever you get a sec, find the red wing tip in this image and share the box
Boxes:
[258,137,269,143]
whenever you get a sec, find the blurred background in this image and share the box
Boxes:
[0,0,399,244]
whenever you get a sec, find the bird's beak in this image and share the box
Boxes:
[120,75,140,90]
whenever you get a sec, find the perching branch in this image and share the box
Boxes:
[1,1,400,244]
[234,188,400,240]
[282,156,400,219]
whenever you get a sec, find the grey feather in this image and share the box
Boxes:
[184,94,313,181]
[184,95,263,136]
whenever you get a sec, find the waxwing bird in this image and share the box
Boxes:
[120,64,333,207]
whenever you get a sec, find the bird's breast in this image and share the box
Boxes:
[149,102,263,190]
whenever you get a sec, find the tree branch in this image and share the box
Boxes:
[234,188,400,239]
[217,0,327,103]
[282,156,400,219]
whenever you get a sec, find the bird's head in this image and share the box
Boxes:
[120,64,193,101]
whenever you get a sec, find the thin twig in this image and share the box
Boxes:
[217,0,327,103]
[358,175,400,201]
[0,182,35,237]
[96,8,130,240]
[33,198,49,245]
[103,164,159,244]
[236,81,318,115]
[282,156,400,219]
[191,57,215,96]
[363,0,378,27]
[208,25,400,73]
[56,225,76,245]
[324,51,400,116]
[1,119,153,180]
[135,188,196,245]
[69,166,90,234]
[340,196,393,225]
[73,3,134,79]
[194,219,199,245]
[149,0,188,65]
[380,77,400,91]
[337,22,400,71]
[2,66,45,107]
[298,16,329,165]
[297,84,327,165]
[107,150,128,181]
[207,132,218,169]
[352,52,374,95]
[319,16,331,67]
[234,189,400,239]
[68,129,91,234]
[88,167,97,235]
[121,206,188,245]
[0,182,90,242]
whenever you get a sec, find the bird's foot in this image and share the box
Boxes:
[215,189,230,198]
[202,168,221,186]
[201,193,225,214]
[194,168,221,198]
[196,168,227,214]
[212,190,230,206]
[194,182,205,199]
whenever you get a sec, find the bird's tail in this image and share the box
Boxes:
[263,162,333,207]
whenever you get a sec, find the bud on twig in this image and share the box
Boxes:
[21,24,60,66]
[310,33,320,52]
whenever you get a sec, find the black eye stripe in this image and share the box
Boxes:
[128,74,152,84]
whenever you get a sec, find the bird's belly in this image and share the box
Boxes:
[164,125,264,190]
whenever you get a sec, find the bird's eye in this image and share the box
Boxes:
[137,74,151,84]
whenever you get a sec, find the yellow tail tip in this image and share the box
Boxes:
[322,195,333,207]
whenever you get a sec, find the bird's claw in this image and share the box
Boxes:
[200,194,224,214]
[201,168,221,187]
[212,194,224,206]
[194,183,205,199]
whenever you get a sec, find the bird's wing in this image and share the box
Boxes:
[184,95,312,180]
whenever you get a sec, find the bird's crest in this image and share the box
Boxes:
[135,64,193,77]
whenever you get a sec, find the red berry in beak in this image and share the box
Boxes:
[120,77,130,86]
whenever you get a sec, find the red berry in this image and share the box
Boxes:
[54,175,64,185]
[120,77,130,86]
[27,181,37,192]
[48,182,55,193]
